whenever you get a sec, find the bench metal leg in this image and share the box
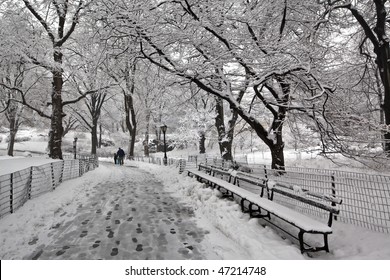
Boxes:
[299,230,330,254]
[240,199,247,212]
[247,202,271,219]
[220,189,234,200]
[298,230,305,253]
[323,233,330,253]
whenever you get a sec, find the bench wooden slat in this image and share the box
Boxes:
[274,182,343,205]
[188,169,332,233]
[189,165,343,253]
[271,187,340,215]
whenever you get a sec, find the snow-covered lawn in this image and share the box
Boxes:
[0,156,61,176]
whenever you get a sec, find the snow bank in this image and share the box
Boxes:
[134,161,390,260]
[135,162,304,259]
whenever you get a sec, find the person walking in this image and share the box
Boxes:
[116,148,125,165]
[114,153,118,164]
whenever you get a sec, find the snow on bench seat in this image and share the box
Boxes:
[188,169,332,234]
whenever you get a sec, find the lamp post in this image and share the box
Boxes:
[73,137,78,159]
[161,124,167,165]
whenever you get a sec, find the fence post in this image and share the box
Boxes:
[331,174,337,221]
[179,159,186,174]
[10,173,14,214]
[81,159,85,176]
[28,166,33,200]
[79,159,82,177]
[264,165,270,198]
[51,163,55,190]
[264,165,268,180]
[59,160,64,183]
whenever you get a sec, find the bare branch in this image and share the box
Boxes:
[22,0,55,43]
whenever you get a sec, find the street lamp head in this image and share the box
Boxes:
[160,124,167,133]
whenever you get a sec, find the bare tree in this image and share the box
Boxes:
[135,61,167,157]
[113,0,331,170]
[104,55,139,158]
[20,0,88,159]
[324,0,390,155]
[62,115,79,137]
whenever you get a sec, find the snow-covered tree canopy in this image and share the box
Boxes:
[1,0,390,169]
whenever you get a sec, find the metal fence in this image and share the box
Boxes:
[0,156,99,219]
[132,156,189,174]
[193,156,390,234]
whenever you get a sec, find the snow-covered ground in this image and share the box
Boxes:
[1,156,389,280]
[0,127,49,155]
[1,157,389,260]
[137,161,390,260]
[0,156,61,176]
[1,129,390,279]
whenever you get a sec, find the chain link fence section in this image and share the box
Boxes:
[196,156,390,234]
[132,156,189,173]
[0,156,99,219]
[127,154,390,234]
[260,166,390,234]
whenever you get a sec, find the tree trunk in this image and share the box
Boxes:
[91,121,98,155]
[98,123,102,148]
[125,98,137,159]
[220,140,233,161]
[343,1,390,154]
[270,143,285,171]
[50,50,64,159]
[199,131,206,154]
[370,0,390,154]
[268,79,288,171]
[7,129,16,157]
[377,44,390,154]
[6,104,18,156]
[129,123,136,158]
[125,70,137,158]
[215,97,233,161]
[144,111,150,157]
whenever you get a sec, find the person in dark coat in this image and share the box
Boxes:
[117,148,125,165]
[114,153,118,164]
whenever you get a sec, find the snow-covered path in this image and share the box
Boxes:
[3,159,389,261]
[16,165,219,260]
[1,160,308,260]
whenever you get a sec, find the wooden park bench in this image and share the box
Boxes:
[188,164,342,254]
